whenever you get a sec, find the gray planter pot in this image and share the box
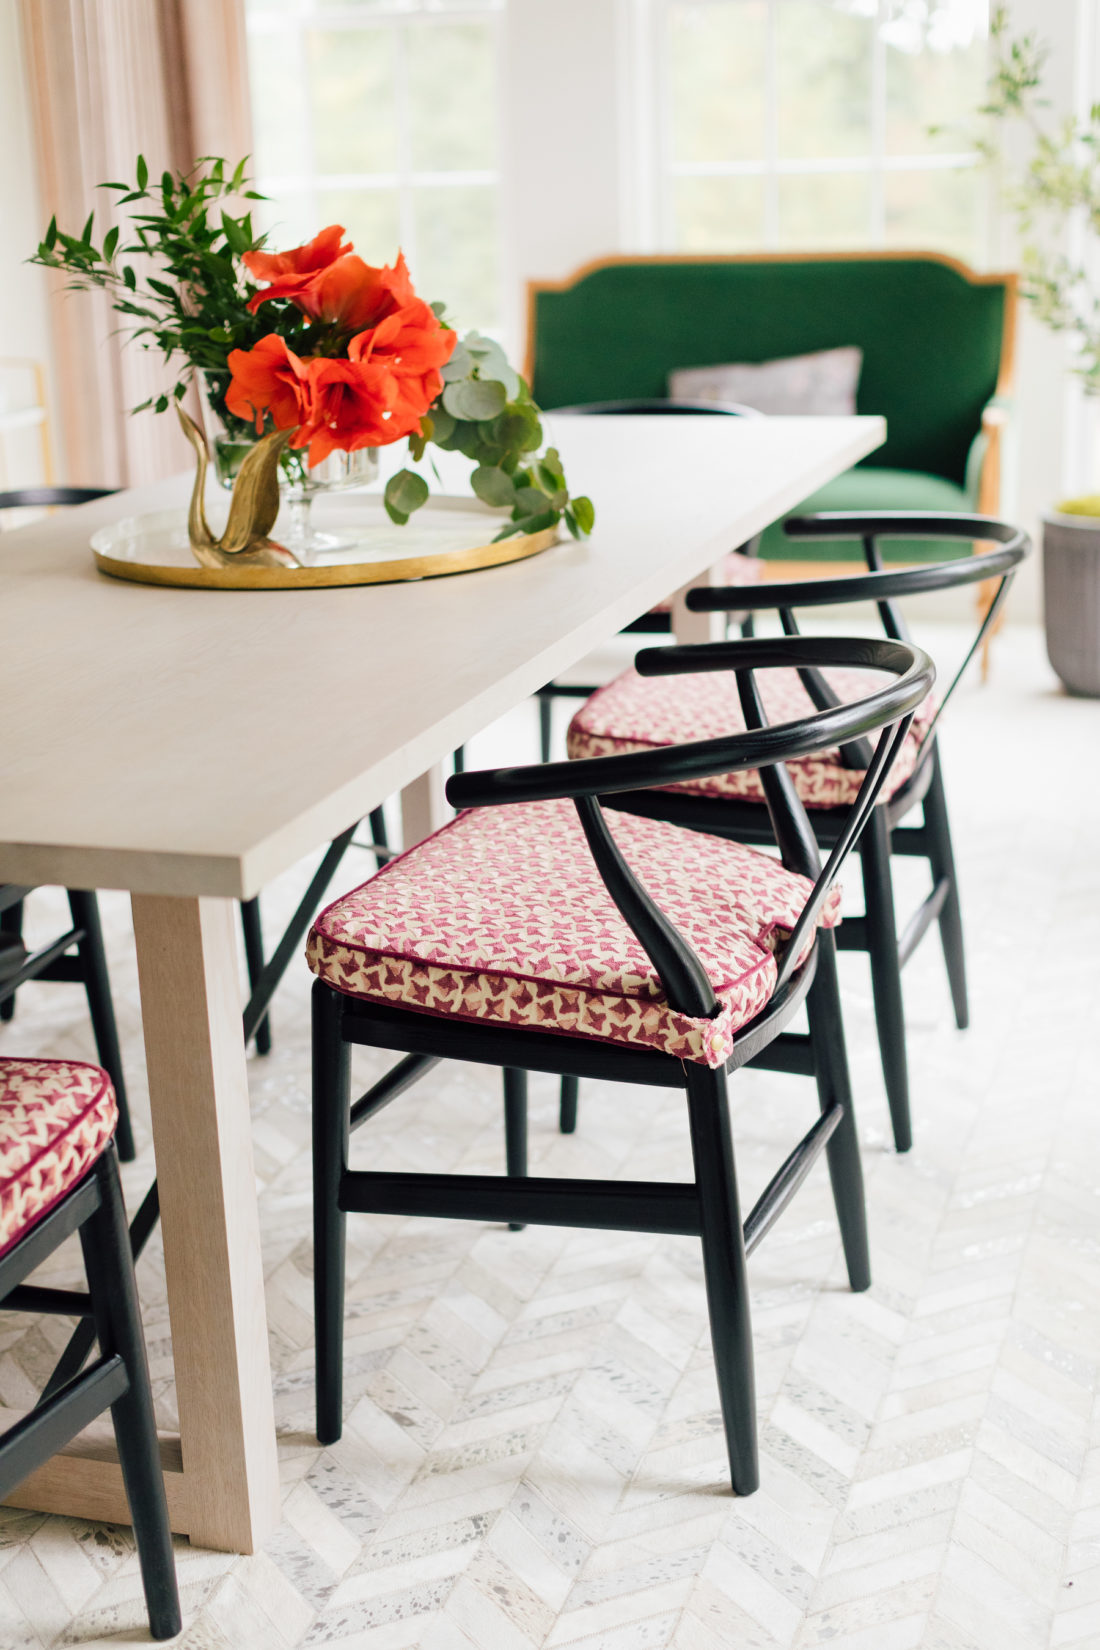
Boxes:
[1043,511,1100,696]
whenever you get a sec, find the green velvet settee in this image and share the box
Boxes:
[526,252,1016,562]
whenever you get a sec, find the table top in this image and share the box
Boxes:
[0,413,883,898]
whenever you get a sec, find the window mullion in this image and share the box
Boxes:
[630,0,665,251]
[395,21,417,268]
[870,0,886,246]
[764,0,779,248]
[300,16,321,234]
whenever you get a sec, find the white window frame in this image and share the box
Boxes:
[245,0,506,327]
[624,0,992,259]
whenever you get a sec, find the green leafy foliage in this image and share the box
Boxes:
[384,468,430,525]
[30,155,284,430]
[969,6,1100,394]
[420,329,593,540]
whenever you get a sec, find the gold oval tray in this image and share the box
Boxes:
[91,497,560,590]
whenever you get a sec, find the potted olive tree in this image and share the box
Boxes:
[978,8,1100,694]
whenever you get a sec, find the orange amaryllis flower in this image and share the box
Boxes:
[349,299,456,434]
[242,224,351,301]
[288,255,403,330]
[224,334,310,432]
[295,357,399,465]
[247,241,425,333]
[293,306,455,467]
[226,271,456,466]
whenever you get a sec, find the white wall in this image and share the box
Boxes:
[500,0,626,350]
[991,0,1094,621]
[0,0,58,480]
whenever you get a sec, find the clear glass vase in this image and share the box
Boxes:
[198,376,379,562]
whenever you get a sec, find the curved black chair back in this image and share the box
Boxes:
[550,397,762,418]
[687,512,1029,762]
[449,633,934,1015]
[0,486,117,511]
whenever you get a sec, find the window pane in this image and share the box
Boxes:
[307,28,397,176]
[408,22,497,172]
[253,190,320,251]
[668,1,768,164]
[884,0,988,156]
[672,176,766,251]
[412,185,499,330]
[776,1,873,160]
[777,172,871,246]
[318,188,402,264]
[884,166,982,262]
[248,30,310,181]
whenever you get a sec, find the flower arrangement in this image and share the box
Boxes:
[32,156,593,539]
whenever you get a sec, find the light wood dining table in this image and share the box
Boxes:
[0,413,883,1552]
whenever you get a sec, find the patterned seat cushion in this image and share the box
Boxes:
[650,550,762,614]
[307,799,840,1070]
[0,1059,118,1260]
[567,666,936,810]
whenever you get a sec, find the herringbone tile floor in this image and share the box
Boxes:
[1,623,1097,1649]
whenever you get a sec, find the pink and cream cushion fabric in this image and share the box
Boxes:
[650,550,762,615]
[0,1059,117,1260]
[567,666,937,811]
[306,799,840,1070]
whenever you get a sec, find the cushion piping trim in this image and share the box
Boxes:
[320,973,737,1064]
[309,923,797,1008]
[0,1063,116,1260]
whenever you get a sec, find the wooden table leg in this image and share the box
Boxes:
[130,893,280,1554]
[671,566,728,645]
[401,763,449,849]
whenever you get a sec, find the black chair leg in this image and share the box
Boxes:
[684,1061,758,1496]
[807,930,870,1292]
[313,982,351,1446]
[67,891,135,1163]
[80,1149,181,1641]
[368,806,389,849]
[923,745,969,1031]
[559,1074,579,1134]
[539,694,553,764]
[859,808,911,1153]
[240,897,273,1055]
[503,1068,528,1231]
[0,897,22,1022]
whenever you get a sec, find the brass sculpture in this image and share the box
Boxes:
[176,405,302,570]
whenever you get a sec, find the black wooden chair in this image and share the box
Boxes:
[0,1057,180,1640]
[239,807,393,1056]
[0,486,117,513]
[0,884,136,1160]
[2,490,142,1157]
[307,631,933,1494]
[534,400,764,761]
[561,514,1029,1151]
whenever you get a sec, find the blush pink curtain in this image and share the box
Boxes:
[19,0,253,487]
